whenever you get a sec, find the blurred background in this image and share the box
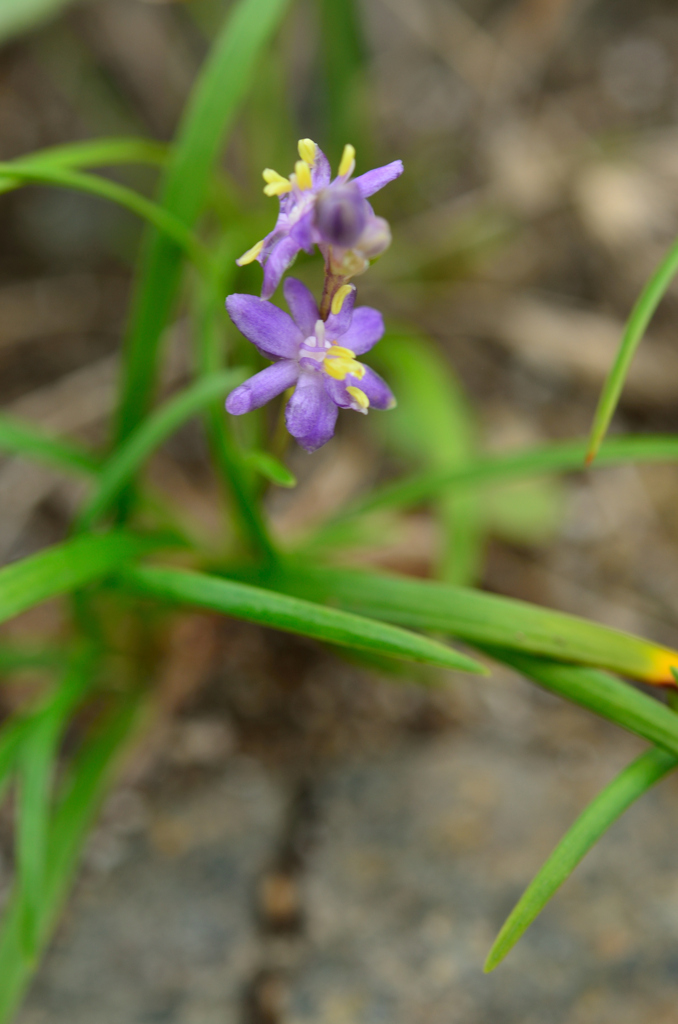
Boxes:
[4,0,678,1021]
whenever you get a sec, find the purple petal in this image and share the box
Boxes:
[312,148,332,188]
[324,286,357,338]
[286,372,338,452]
[352,160,403,199]
[262,235,301,299]
[359,365,395,410]
[338,306,384,354]
[290,210,314,254]
[283,278,320,337]
[226,360,299,415]
[226,294,303,359]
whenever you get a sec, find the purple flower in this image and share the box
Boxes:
[225,278,396,453]
[236,139,403,299]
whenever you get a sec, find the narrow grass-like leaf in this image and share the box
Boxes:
[0,645,64,675]
[0,532,166,626]
[0,163,209,272]
[119,565,486,674]
[16,647,97,957]
[318,434,678,531]
[244,451,297,488]
[193,233,278,560]
[587,236,678,462]
[0,694,141,1023]
[75,370,246,530]
[0,414,98,477]
[242,563,678,683]
[484,745,678,972]
[320,0,367,154]
[0,138,167,197]
[484,648,678,756]
[115,0,291,449]
[373,333,483,585]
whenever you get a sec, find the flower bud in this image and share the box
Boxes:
[314,183,367,247]
[356,216,392,259]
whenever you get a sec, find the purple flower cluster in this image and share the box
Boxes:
[225,140,402,453]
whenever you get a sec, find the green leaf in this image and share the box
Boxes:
[484,648,678,757]
[319,0,367,154]
[0,0,77,44]
[75,370,246,531]
[0,163,209,273]
[0,138,167,198]
[192,233,278,561]
[0,413,98,477]
[16,647,97,957]
[0,693,141,1023]
[0,644,64,675]
[372,332,483,585]
[0,532,167,627]
[485,745,677,972]
[114,0,292,451]
[243,563,678,684]
[587,235,678,462]
[486,477,564,547]
[119,565,487,675]
[325,434,678,528]
[244,450,297,488]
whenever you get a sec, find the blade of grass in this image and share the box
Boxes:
[0,532,169,626]
[587,235,678,463]
[0,163,210,273]
[0,138,167,197]
[193,233,277,560]
[0,693,142,1023]
[241,563,678,683]
[114,0,292,455]
[483,648,678,757]
[0,645,64,675]
[314,434,678,536]
[16,646,98,957]
[244,451,297,488]
[484,745,678,972]
[372,332,483,585]
[0,413,98,476]
[119,564,487,674]
[320,0,367,155]
[75,369,247,531]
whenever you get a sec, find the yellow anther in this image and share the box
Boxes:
[346,386,369,411]
[324,346,365,381]
[262,168,292,196]
[326,345,356,359]
[338,143,356,178]
[331,284,354,315]
[298,139,317,166]
[235,239,264,266]
[295,160,313,191]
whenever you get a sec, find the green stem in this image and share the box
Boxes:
[194,252,277,562]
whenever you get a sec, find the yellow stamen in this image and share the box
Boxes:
[298,139,317,166]
[346,386,369,411]
[331,284,354,315]
[338,143,356,178]
[326,345,355,359]
[295,160,313,191]
[262,167,292,196]
[324,345,365,381]
[235,239,264,266]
